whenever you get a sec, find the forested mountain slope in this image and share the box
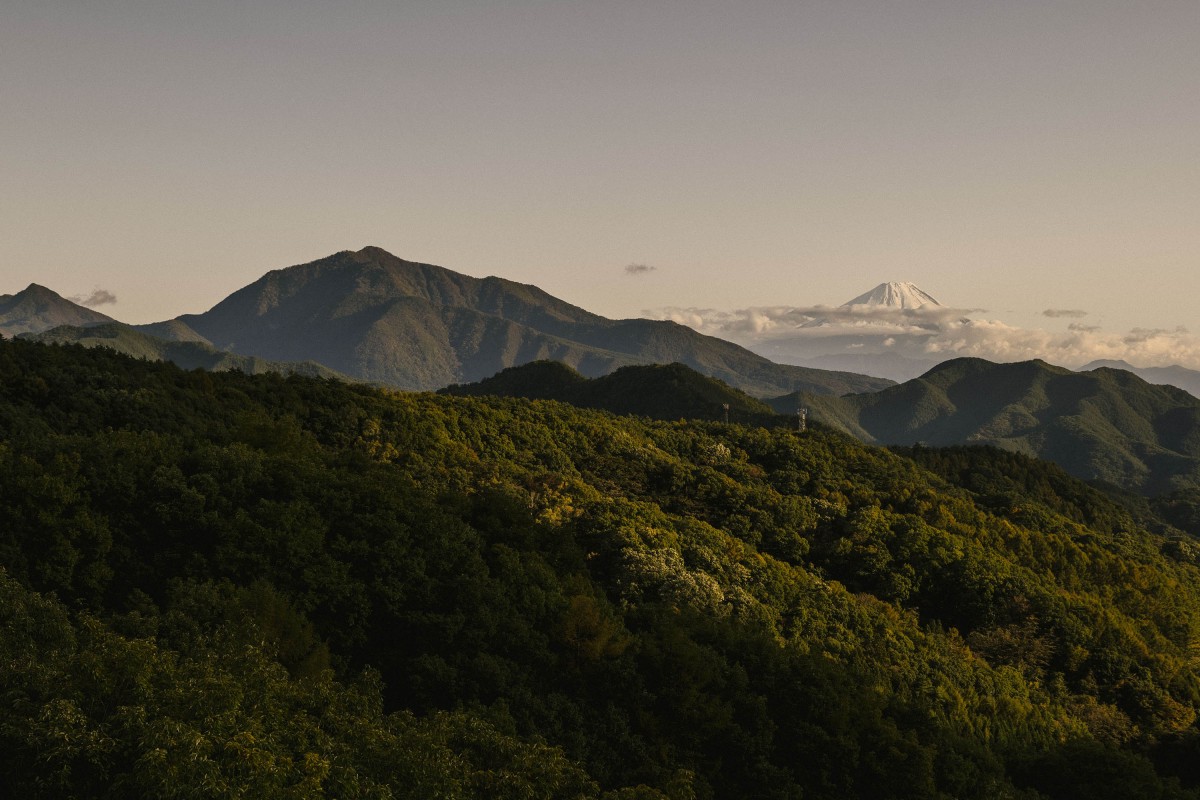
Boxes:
[772,357,1200,493]
[5,337,1200,798]
[440,360,777,423]
[1080,359,1200,400]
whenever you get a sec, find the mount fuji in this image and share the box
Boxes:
[841,282,941,309]
[751,281,945,382]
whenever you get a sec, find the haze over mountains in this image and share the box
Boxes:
[28,322,346,380]
[1080,359,1200,400]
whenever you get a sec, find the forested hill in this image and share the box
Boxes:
[771,357,1200,494]
[7,337,1200,798]
[440,359,778,423]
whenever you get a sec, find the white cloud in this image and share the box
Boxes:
[649,303,1200,372]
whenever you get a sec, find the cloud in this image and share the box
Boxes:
[1043,309,1088,319]
[647,303,1200,374]
[71,288,118,307]
[655,303,968,338]
[624,263,656,276]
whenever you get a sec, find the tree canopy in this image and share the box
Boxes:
[4,337,1200,798]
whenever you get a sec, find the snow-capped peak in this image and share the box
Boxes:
[841,282,940,309]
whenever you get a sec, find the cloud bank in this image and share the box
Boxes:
[72,288,118,307]
[649,303,1200,377]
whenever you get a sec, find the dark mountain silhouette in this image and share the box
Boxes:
[0,283,114,337]
[158,247,893,396]
[769,357,1200,493]
[441,360,776,422]
[25,322,348,380]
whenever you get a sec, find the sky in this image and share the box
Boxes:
[3,1,1199,368]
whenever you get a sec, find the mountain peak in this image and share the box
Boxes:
[167,249,894,395]
[1,282,116,337]
[352,245,403,262]
[842,282,940,309]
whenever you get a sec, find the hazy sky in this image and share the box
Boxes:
[4,1,1199,363]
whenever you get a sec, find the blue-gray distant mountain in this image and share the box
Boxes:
[26,322,346,380]
[0,284,114,337]
[799,352,941,384]
[1079,359,1200,400]
[159,246,894,396]
[770,357,1200,493]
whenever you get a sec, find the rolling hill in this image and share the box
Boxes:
[157,246,893,396]
[441,360,777,422]
[7,336,1200,797]
[770,357,1200,493]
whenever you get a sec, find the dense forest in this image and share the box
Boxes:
[440,360,777,424]
[5,336,1200,798]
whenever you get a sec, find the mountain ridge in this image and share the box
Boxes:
[25,322,347,380]
[160,246,894,396]
[769,356,1200,493]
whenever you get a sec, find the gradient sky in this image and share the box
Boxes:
[4,2,1199,354]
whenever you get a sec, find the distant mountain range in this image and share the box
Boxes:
[140,247,893,396]
[13,261,1200,494]
[441,360,775,422]
[770,357,1200,493]
[1079,359,1200,400]
[3,248,892,397]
